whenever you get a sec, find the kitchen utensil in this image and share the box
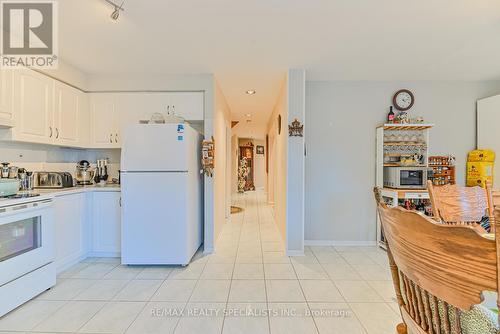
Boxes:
[0,179,20,197]
[26,171,34,190]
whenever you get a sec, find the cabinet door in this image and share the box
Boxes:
[0,69,13,125]
[92,192,121,255]
[78,91,90,147]
[53,193,87,272]
[12,69,53,143]
[53,81,80,146]
[90,93,116,148]
[168,92,204,121]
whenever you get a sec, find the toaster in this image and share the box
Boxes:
[34,172,74,189]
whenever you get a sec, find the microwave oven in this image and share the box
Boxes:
[383,167,429,189]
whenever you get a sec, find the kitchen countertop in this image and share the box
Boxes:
[32,184,121,196]
[0,184,120,208]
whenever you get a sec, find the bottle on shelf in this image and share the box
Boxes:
[387,106,395,123]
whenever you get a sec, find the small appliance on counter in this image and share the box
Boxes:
[94,158,109,184]
[17,168,34,191]
[1,162,10,178]
[34,172,74,189]
[75,160,95,185]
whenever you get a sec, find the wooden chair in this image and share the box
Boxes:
[374,187,500,334]
[427,180,495,233]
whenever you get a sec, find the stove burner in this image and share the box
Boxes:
[0,193,41,199]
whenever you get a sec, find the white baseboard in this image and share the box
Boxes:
[203,247,214,255]
[55,253,88,274]
[304,240,377,247]
[286,250,305,257]
[87,251,121,258]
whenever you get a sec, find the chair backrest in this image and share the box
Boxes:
[375,191,500,334]
[427,181,487,222]
[427,180,495,233]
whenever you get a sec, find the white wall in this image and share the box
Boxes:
[39,59,90,91]
[253,139,267,190]
[212,80,232,251]
[267,79,288,247]
[286,69,306,255]
[0,141,120,179]
[231,134,239,195]
[305,80,500,244]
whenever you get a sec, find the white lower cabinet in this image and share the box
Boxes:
[91,192,121,256]
[53,193,88,272]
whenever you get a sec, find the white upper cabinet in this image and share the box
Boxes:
[0,69,14,127]
[53,81,86,146]
[1,69,204,148]
[115,92,204,127]
[168,92,204,121]
[12,69,53,144]
[90,93,120,148]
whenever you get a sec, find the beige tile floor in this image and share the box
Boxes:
[0,190,401,334]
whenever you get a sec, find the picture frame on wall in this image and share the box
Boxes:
[256,145,264,154]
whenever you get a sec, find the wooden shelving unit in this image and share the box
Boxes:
[375,123,434,249]
[377,124,434,131]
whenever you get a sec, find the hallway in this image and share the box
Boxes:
[210,190,402,334]
[0,191,401,334]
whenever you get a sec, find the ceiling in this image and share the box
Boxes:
[58,0,500,138]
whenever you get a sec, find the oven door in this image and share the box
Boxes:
[399,169,425,188]
[0,200,54,286]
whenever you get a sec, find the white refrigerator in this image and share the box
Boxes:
[120,123,203,265]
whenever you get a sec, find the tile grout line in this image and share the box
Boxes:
[170,241,211,334]
[256,191,272,334]
[220,191,246,334]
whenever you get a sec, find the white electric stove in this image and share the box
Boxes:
[0,194,56,317]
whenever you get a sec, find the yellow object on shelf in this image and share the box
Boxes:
[468,149,495,162]
[466,161,494,187]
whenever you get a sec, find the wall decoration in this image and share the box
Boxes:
[278,115,282,135]
[256,145,264,154]
[393,89,415,111]
[288,118,304,137]
[201,137,215,177]
[238,157,250,193]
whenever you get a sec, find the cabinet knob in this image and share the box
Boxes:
[55,128,59,139]
[109,134,113,143]
[49,126,52,138]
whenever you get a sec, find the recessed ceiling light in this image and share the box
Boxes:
[246,113,251,117]
[246,90,256,95]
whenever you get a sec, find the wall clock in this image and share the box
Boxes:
[393,89,414,111]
